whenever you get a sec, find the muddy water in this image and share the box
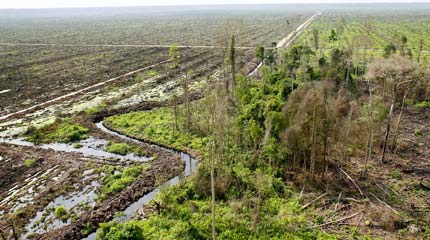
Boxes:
[23,180,101,239]
[82,122,197,240]
[0,137,152,162]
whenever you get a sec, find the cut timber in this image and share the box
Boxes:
[340,168,364,196]
[308,212,361,229]
[370,193,399,215]
[301,192,328,210]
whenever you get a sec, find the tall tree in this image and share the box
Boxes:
[256,44,265,64]
[169,44,180,69]
[400,35,408,56]
[312,28,319,67]
[229,35,236,93]
[383,43,396,58]
[417,39,424,63]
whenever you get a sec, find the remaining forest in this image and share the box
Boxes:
[0,3,429,240]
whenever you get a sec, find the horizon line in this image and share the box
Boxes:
[1,1,430,10]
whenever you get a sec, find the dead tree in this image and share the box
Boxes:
[229,35,236,93]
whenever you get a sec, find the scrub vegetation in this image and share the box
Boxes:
[0,3,429,240]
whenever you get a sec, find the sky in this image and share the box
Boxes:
[0,0,429,9]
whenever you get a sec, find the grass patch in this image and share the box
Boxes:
[97,164,148,200]
[391,169,401,179]
[146,70,158,77]
[73,143,83,149]
[415,101,430,108]
[104,108,208,152]
[84,102,108,114]
[105,141,147,156]
[25,118,89,144]
[24,158,37,167]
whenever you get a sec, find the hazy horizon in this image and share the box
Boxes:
[1,0,430,9]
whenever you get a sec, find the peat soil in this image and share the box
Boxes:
[296,106,430,239]
[0,99,191,239]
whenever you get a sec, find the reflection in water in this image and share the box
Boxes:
[82,122,197,240]
[0,137,152,162]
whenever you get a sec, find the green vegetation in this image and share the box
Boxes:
[100,26,430,237]
[97,222,144,240]
[105,108,207,152]
[414,129,423,137]
[73,143,83,149]
[145,70,158,77]
[84,102,108,114]
[54,206,68,221]
[25,119,89,144]
[391,169,401,179]
[97,165,147,200]
[415,101,430,108]
[24,158,37,167]
[105,141,147,156]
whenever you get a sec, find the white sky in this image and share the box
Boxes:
[0,0,429,9]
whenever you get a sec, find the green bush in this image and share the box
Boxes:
[74,143,83,149]
[415,101,430,108]
[98,165,145,200]
[54,206,68,220]
[391,169,401,179]
[414,129,423,137]
[24,158,37,167]
[106,142,133,155]
[97,222,144,240]
[25,119,89,144]
[105,141,147,157]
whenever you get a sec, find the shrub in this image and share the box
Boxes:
[414,129,423,137]
[415,101,430,108]
[105,141,147,157]
[24,158,37,167]
[54,206,68,220]
[74,143,83,149]
[98,165,145,200]
[97,221,144,240]
[106,142,133,155]
[25,119,89,144]
[391,169,401,179]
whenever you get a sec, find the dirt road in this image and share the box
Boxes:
[248,12,321,77]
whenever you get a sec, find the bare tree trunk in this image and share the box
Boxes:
[183,72,191,131]
[310,101,317,175]
[381,103,394,164]
[391,90,407,153]
[363,78,373,176]
[229,35,236,94]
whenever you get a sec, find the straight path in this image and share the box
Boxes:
[0,42,260,50]
[248,12,321,77]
